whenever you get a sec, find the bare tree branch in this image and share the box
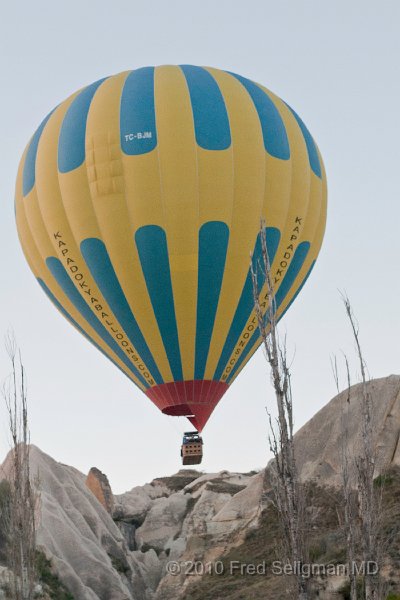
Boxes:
[339,295,383,600]
[2,332,38,600]
[252,221,308,599]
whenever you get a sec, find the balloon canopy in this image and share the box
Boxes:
[15,65,327,431]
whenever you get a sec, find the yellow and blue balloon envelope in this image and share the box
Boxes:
[15,65,327,431]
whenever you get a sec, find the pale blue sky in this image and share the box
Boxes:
[0,1,399,492]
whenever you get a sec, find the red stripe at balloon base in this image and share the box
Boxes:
[145,380,229,431]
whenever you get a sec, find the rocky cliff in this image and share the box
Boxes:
[0,375,399,600]
[294,374,400,485]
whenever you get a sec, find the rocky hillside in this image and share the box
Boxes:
[294,374,400,485]
[0,449,262,600]
[0,375,399,600]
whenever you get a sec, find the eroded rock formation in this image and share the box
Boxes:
[0,375,399,599]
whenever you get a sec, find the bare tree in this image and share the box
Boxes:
[2,333,38,600]
[333,296,384,599]
[342,295,381,600]
[251,222,308,599]
[251,223,384,599]
[332,354,357,600]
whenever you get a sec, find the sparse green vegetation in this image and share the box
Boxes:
[36,550,74,599]
[152,472,201,492]
[0,479,11,563]
[183,471,400,600]
[309,539,327,562]
[108,553,130,576]
[374,473,394,488]
[338,577,365,599]
[207,481,246,495]
[184,494,200,515]
[141,542,162,556]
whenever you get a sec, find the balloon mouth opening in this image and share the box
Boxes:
[146,380,230,430]
[162,404,195,417]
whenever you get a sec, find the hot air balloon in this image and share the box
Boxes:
[15,66,327,459]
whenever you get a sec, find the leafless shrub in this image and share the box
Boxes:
[331,353,357,600]
[251,221,308,599]
[333,295,386,599]
[2,332,39,600]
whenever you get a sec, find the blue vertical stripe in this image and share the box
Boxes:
[274,242,310,308]
[225,241,312,384]
[285,103,321,178]
[37,278,128,379]
[214,227,280,381]
[180,65,231,150]
[225,329,260,385]
[80,238,163,385]
[228,72,290,160]
[58,78,107,173]
[135,225,183,381]
[45,257,148,387]
[194,222,229,380]
[23,110,55,196]
[120,67,157,155]
[278,261,316,321]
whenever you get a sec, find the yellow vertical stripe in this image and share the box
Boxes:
[34,97,156,386]
[230,179,327,383]
[213,88,324,381]
[154,65,199,380]
[15,152,147,390]
[84,71,173,382]
[203,69,266,379]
